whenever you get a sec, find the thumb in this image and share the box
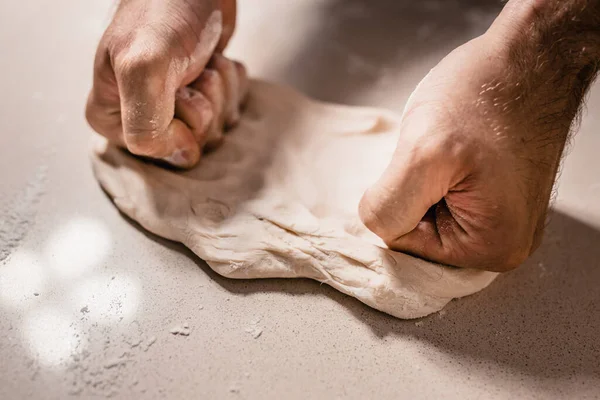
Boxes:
[116,45,200,168]
[359,120,462,260]
[359,145,439,244]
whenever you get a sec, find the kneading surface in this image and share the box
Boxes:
[91,80,497,319]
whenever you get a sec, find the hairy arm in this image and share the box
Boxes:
[490,0,600,147]
[359,0,600,271]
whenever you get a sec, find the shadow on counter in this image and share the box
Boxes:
[136,209,600,380]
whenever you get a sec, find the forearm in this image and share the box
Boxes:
[486,0,600,135]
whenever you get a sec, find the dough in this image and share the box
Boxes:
[91,80,498,319]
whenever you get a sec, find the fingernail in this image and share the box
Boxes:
[163,149,190,167]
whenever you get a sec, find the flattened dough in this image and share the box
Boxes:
[91,80,497,319]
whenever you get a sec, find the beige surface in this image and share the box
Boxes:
[1,0,599,399]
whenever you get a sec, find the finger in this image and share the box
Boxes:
[85,43,126,147]
[359,142,444,245]
[175,86,214,147]
[191,68,226,150]
[86,91,126,148]
[85,97,126,147]
[209,53,240,127]
[386,200,467,266]
[233,60,249,107]
[115,44,199,168]
[159,119,201,167]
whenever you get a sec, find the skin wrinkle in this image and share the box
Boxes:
[442,200,468,237]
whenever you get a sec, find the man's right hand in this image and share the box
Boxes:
[359,0,600,272]
[86,0,247,168]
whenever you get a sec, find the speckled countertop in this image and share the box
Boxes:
[1,1,599,399]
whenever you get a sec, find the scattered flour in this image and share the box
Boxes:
[244,326,263,339]
[144,336,157,352]
[0,166,47,263]
[244,317,263,339]
[170,323,191,336]
[66,321,158,397]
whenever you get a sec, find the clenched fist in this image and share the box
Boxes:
[360,0,600,272]
[86,0,247,168]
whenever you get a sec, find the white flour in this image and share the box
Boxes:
[0,165,47,263]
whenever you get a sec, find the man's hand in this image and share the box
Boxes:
[359,0,600,272]
[86,0,247,168]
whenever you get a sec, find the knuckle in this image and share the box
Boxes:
[195,70,225,103]
[85,98,99,127]
[494,220,537,271]
[192,69,222,94]
[401,104,477,168]
[203,68,223,86]
[86,113,105,137]
[440,130,473,158]
[420,130,473,166]
[209,54,236,79]
[359,190,393,239]
[85,95,117,138]
[116,52,162,78]
[504,236,534,271]
[492,249,529,272]
[233,59,246,73]
[210,53,227,66]
[114,37,169,78]
[478,238,530,272]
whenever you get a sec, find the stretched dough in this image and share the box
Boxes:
[91,80,497,319]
